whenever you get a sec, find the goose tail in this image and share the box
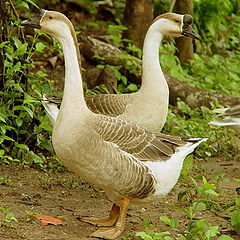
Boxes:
[209,118,240,126]
[41,95,59,125]
[212,108,229,115]
[176,137,208,156]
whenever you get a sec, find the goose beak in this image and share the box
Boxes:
[181,24,201,40]
[21,9,46,29]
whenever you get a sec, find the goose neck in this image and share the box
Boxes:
[139,25,167,92]
[57,28,89,112]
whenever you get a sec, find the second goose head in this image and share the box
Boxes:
[152,12,200,40]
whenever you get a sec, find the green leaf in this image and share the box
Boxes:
[35,42,46,52]
[217,235,235,240]
[181,155,193,176]
[135,232,153,240]
[0,126,6,135]
[15,143,29,151]
[15,118,23,127]
[160,216,170,225]
[206,225,219,238]
[235,198,240,207]
[27,151,43,164]
[121,75,128,85]
[13,106,33,118]
[169,218,178,229]
[204,189,219,196]
[0,149,5,157]
[25,0,39,9]
[16,1,29,9]
[231,210,240,234]
[127,83,138,92]
[194,202,206,211]
[0,136,15,142]
[0,115,6,123]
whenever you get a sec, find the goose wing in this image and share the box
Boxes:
[85,94,130,117]
[213,105,240,117]
[224,105,240,117]
[93,115,186,161]
[43,94,130,117]
[210,105,240,126]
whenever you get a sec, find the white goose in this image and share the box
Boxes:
[22,10,206,239]
[209,105,240,135]
[40,11,200,131]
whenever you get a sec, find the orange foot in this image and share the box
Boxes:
[81,204,120,227]
[90,198,129,239]
[81,216,117,227]
[90,226,123,239]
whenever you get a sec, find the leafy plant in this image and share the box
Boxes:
[193,0,240,54]
[136,211,234,240]
[0,5,65,171]
[231,198,240,235]
[190,176,219,197]
[0,207,18,227]
[0,177,11,185]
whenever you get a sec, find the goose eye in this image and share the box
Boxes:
[48,16,53,20]
[175,20,180,23]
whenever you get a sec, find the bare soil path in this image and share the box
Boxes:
[0,158,239,240]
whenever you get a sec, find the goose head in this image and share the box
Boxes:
[21,10,74,41]
[152,13,200,40]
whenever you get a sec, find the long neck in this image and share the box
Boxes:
[139,23,168,93]
[57,27,89,114]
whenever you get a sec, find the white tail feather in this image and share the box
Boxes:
[209,118,240,126]
[41,95,59,125]
[212,108,229,115]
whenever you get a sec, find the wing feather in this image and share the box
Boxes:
[85,94,130,116]
[93,116,185,161]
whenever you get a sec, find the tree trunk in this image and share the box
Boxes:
[0,0,9,90]
[175,0,194,63]
[122,0,153,49]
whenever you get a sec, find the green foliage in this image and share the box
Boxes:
[0,177,11,185]
[160,43,240,97]
[107,24,129,46]
[193,0,240,54]
[0,207,18,227]
[0,5,63,171]
[136,208,234,240]
[185,53,240,97]
[190,176,219,197]
[163,99,237,159]
[73,0,98,13]
[15,0,39,10]
[231,198,240,235]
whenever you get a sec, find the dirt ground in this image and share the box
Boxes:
[0,157,239,240]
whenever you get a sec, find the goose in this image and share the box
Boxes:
[37,11,200,132]
[209,105,240,135]
[22,10,206,239]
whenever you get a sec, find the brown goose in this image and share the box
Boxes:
[209,105,240,135]
[22,10,206,239]
[40,11,200,131]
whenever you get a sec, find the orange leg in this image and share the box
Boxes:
[81,204,120,227]
[90,198,129,239]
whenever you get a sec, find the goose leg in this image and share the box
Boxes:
[90,198,129,239]
[81,204,120,227]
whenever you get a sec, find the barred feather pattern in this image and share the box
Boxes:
[85,94,130,117]
[93,115,186,161]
